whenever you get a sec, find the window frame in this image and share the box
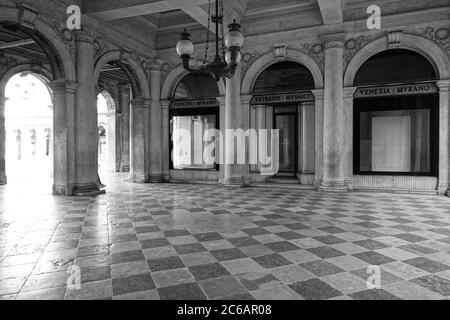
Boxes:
[353,94,439,177]
[169,106,220,171]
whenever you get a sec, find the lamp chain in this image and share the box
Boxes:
[220,0,226,58]
[203,0,212,65]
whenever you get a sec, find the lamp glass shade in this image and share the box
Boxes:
[176,39,194,56]
[225,30,244,48]
[225,50,242,65]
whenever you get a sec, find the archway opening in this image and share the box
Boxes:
[251,61,316,180]
[353,49,439,177]
[4,73,53,188]
[96,61,138,185]
[170,73,220,171]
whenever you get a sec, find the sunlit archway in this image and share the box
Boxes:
[4,73,53,188]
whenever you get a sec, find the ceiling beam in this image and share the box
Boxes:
[317,0,344,24]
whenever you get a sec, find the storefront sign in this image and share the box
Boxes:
[171,98,219,109]
[251,91,315,105]
[355,83,438,98]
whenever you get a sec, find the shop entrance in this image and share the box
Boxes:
[274,107,297,176]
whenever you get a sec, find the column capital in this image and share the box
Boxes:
[130,97,150,109]
[48,79,77,94]
[240,94,253,105]
[161,99,171,109]
[343,86,358,99]
[74,29,95,44]
[216,96,226,107]
[320,32,347,49]
[312,89,325,100]
[437,79,450,91]
[148,59,164,71]
[118,85,131,95]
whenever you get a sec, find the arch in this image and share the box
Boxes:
[99,89,115,112]
[0,64,53,95]
[344,34,450,86]
[94,50,150,99]
[0,5,76,82]
[242,49,324,95]
[161,65,226,100]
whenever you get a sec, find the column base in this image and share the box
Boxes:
[120,165,130,172]
[319,181,348,193]
[73,183,106,197]
[53,184,75,196]
[0,175,6,186]
[345,179,354,192]
[147,174,164,183]
[219,177,247,188]
[438,184,449,196]
[162,173,170,182]
[126,174,147,184]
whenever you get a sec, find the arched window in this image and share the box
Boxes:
[250,61,316,176]
[174,73,219,99]
[170,74,220,171]
[253,61,315,95]
[353,49,439,177]
[354,49,437,86]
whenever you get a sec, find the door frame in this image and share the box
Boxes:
[272,105,298,176]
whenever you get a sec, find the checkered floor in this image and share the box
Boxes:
[1,174,450,300]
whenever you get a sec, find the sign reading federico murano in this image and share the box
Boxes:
[355,83,438,98]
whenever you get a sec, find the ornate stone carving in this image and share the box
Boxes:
[298,43,325,73]
[39,15,76,58]
[388,30,403,48]
[74,30,95,44]
[320,33,347,49]
[343,34,376,68]
[273,44,287,61]
[416,26,450,57]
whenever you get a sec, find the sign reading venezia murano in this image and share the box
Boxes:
[355,83,438,98]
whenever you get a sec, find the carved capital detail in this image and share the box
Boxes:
[320,33,347,49]
[74,30,95,44]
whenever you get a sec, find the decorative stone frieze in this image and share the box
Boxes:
[343,34,377,69]
[415,26,450,57]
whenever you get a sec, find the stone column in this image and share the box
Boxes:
[319,33,347,192]
[119,85,131,172]
[73,30,102,195]
[312,89,324,188]
[148,63,163,182]
[220,66,245,186]
[107,110,116,172]
[343,87,357,191]
[161,100,170,181]
[0,95,8,185]
[48,80,77,195]
[438,80,450,195]
[217,96,226,182]
[241,94,253,184]
[129,97,149,183]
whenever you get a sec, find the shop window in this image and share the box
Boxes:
[353,50,439,176]
[354,96,438,176]
[170,74,220,171]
